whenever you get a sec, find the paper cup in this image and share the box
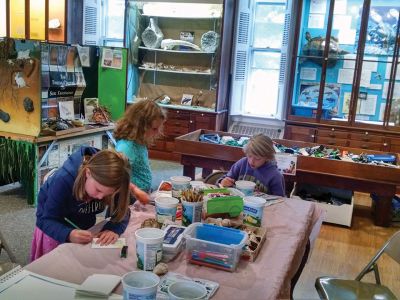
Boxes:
[243,196,267,227]
[168,281,208,300]
[181,200,203,227]
[235,180,256,196]
[170,176,191,198]
[135,228,165,271]
[155,196,179,224]
[122,271,160,300]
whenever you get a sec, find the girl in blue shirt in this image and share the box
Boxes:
[114,99,167,202]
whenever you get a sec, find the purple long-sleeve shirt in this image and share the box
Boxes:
[223,157,285,196]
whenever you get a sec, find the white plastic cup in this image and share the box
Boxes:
[155,196,179,224]
[235,180,256,196]
[181,200,203,227]
[243,196,267,227]
[190,180,205,190]
[135,228,165,271]
[168,281,208,300]
[122,271,160,300]
[170,176,191,198]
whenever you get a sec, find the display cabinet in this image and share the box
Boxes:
[127,0,235,160]
[285,0,400,145]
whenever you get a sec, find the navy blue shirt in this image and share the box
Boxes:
[36,146,130,243]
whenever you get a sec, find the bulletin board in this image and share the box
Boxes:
[97,47,127,121]
[0,39,41,136]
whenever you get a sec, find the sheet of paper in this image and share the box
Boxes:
[341,92,351,114]
[76,274,121,297]
[333,15,351,30]
[383,81,400,99]
[310,0,327,14]
[368,83,382,90]
[308,14,325,28]
[360,70,371,88]
[338,29,356,45]
[362,56,378,72]
[300,67,317,80]
[385,63,400,80]
[91,238,126,249]
[337,68,354,84]
[359,94,377,115]
[342,54,356,69]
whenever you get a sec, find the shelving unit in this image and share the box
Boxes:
[129,0,235,161]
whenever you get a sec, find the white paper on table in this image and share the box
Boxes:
[308,14,325,28]
[333,15,352,30]
[338,29,356,45]
[76,274,121,298]
[333,0,347,14]
[310,0,327,14]
[359,94,377,115]
[91,238,126,249]
[300,67,317,80]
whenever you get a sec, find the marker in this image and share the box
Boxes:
[64,217,81,230]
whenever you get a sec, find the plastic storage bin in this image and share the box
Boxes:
[184,223,247,272]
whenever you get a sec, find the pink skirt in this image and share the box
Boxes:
[30,226,60,262]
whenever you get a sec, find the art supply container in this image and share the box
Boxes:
[168,281,208,300]
[181,200,203,227]
[135,228,165,271]
[155,196,179,224]
[170,176,191,198]
[122,271,160,300]
[184,223,247,272]
[243,196,267,227]
[162,225,187,262]
[235,180,256,196]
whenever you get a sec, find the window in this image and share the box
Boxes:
[230,0,291,120]
[102,0,125,46]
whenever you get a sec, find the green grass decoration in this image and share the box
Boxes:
[0,138,37,205]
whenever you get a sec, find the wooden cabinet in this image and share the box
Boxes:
[149,107,226,160]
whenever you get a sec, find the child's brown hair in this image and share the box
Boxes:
[73,149,131,222]
[243,133,276,161]
[113,99,167,145]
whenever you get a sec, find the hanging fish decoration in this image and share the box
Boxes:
[302,32,348,67]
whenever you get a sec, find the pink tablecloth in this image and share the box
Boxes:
[26,198,323,300]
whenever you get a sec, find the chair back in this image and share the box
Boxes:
[383,230,400,264]
[203,171,227,185]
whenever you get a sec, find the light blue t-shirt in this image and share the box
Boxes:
[115,139,152,192]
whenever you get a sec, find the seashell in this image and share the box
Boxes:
[142,18,164,49]
[201,31,219,53]
[23,97,34,112]
[221,219,231,227]
[0,109,10,123]
[141,218,160,229]
[153,262,168,276]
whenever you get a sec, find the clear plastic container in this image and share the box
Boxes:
[184,223,247,272]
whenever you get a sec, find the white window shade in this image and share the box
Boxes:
[82,0,100,45]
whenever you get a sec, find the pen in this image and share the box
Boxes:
[64,217,81,230]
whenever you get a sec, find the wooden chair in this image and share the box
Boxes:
[315,230,400,300]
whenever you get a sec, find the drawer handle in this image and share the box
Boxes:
[331,128,335,131]
[190,120,193,124]
[383,143,388,146]
[311,134,315,138]
[201,113,204,116]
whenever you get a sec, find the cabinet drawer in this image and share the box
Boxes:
[348,140,384,151]
[285,125,316,142]
[316,137,348,147]
[317,129,349,139]
[167,109,190,121]
[164,125,189,137]
[148,139,165,151]
[167,119,190,127]
[165,141,175,152]
[350,132,384,143]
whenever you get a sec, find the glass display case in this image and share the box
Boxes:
[288,0,400,130]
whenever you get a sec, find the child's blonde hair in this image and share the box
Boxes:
[73,149,131,222]
[113,99,167,145]
[243,134,276,161]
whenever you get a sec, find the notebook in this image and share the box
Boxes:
[0,266,79,300]
[75,274,121,299]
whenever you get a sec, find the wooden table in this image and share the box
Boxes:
[174,129,400,227]
[26,199,323,300]
[0,125,114,205]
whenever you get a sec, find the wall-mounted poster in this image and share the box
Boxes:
[101,48,123,69]
[29,0,46,40]
[361,6,399,55]
[298,82,340,110]
[9,0,25,39]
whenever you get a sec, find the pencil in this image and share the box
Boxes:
[64,217,81,230]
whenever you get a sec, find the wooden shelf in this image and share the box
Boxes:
[139,66,213,75]
[139,46,214,54]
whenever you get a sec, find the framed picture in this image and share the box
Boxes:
[58,100,74,120]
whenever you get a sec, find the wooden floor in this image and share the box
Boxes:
[294,193,400,299]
